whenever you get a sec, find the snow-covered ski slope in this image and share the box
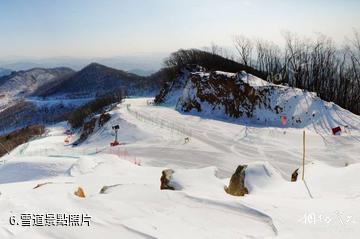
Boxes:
[0,97,359,238]
[121,98,360,177]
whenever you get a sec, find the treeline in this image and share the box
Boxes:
[0,125,45,157]
[68,90,124,128]
[161,31,360,115]
[232,32,360,114]
[163,48,266,79]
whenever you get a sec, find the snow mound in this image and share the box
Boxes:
[68,157,100,176]
[298,161,360,199]
[242,161,360,200]
[166,166,224,191]
[0,156,75,184]
[244,162,284,192]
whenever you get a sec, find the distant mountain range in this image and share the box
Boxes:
[0,68,13,77]
[32,63,163,98]
[0,62,166,101]
[0,54,166,74]
[0,62,167,133]
[0,67,74,95]
[0,67,74,109]
[128,68,156,76]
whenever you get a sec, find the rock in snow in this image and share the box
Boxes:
[225,165,249,196]
[160,169,175,190]
[100,184,122,194]
[74,187,86,198]
[291,168,299,182]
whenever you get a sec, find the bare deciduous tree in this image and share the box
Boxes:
[234,35,253,66]
[232,31,360,114]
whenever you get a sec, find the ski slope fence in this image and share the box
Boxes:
[6,144,141,166]
[126,104,192,137]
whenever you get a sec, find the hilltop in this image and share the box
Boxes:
[155,67,360,134]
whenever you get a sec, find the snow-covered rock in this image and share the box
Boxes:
[156,69,360,131]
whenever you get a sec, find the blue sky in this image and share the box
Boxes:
[0,0,359,60]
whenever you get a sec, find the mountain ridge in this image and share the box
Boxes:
[34,62,163,98]
[0,67,75,109]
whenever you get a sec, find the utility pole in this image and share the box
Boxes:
[302,130,305,181]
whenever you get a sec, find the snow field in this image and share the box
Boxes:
[0,97,359,238]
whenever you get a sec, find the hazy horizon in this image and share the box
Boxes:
[1,0,360,71]
[0,53,168,73]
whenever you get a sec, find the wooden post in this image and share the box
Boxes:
[302,130,305,181]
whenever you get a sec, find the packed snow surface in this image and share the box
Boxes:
[0,97,359,238]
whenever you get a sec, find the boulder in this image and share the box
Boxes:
[74,187,86,198]
[225,165,249,196]
[291,168,299,182]
[160,169,175,190]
